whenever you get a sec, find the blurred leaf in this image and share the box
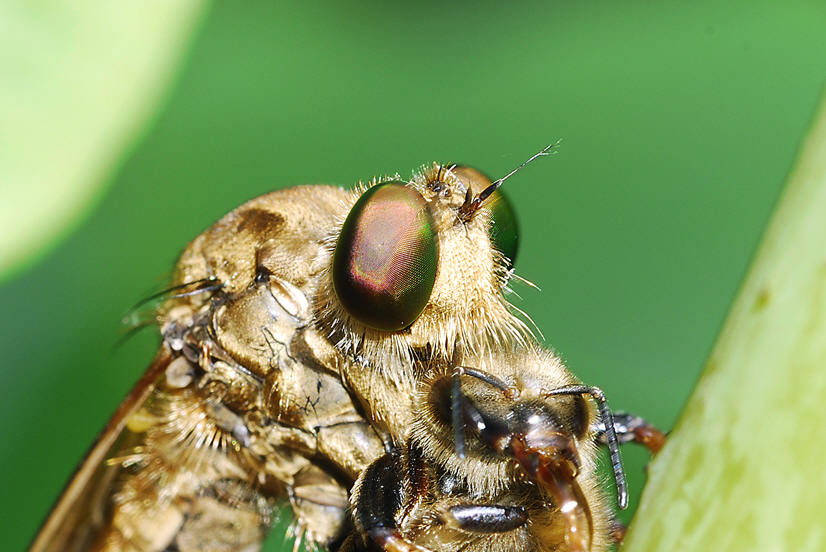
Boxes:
[0,0,209,281]
[623,89,826,551]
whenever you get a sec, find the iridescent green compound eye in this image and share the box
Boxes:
[450,165,519,269]
[485,188,519,268]
[333,182,439,331]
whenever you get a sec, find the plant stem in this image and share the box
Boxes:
[621,88,826,552]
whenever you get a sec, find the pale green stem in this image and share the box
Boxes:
[620,88,826,552]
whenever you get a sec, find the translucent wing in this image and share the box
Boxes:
[29,348,170,552]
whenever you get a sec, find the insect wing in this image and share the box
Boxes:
[29,348,171,552]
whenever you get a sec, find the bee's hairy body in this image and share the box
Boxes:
[346,347,613,552]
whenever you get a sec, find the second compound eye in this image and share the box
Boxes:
[485,188,519,269]
[451,165,520,268]
[333,182,439,331]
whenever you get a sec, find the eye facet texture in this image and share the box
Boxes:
[485,188,519,268]
[333,182,439,331]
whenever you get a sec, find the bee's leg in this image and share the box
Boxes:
[598,412,667,455]
[597,413,666,545]
[432,504,529,534]
[350,453,431,552]
[288,463,351,549]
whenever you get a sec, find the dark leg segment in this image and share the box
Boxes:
[439,504,528,534]
[596,411,667,547]
[598,412,667,455]
[352,454,428,552]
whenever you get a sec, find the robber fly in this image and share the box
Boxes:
[346,346,664,552]
[29,148,565,552]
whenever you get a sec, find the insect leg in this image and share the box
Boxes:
[598,412,667,455]
[595,413,666,545]
[288,464,351,549]
[350,454,431,552]
[435,504,529,534]
[543,385,629,509]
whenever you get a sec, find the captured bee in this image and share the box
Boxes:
[29,149,556,552]
[346,347,663,552]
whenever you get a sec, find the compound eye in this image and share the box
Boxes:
[485,189,519,268]
[333,182,439,331]
[451,166,520,268]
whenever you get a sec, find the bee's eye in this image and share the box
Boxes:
[485,189,519,268]
[333,182,439,331]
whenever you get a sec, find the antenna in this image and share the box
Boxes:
[459,141,560,220]
[544,384,629,509]
[483,140,560,202]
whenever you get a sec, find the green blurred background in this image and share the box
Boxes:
[2,1,826,550]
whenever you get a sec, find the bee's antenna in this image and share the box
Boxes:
[458,366,511,391]
[452,369,467,459]
[543,384,629,509]
[451,365,515,460]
